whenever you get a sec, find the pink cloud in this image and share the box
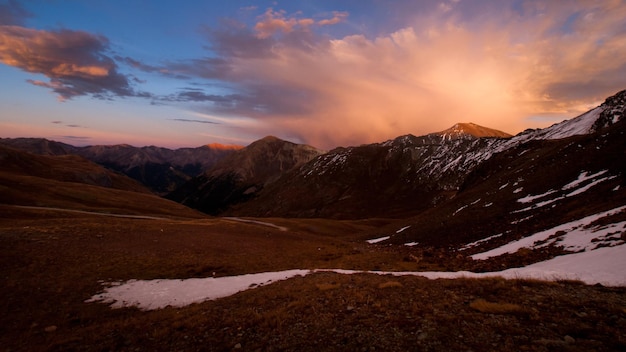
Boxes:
[253,8,348,39]
[0,25,146,100]
[190,1,626,149]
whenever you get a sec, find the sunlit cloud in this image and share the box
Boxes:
[1,1,624,149]
[0,25,148,100]
[182,0,626,148]
[254,8,348,38]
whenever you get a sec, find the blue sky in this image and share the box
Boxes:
[1,0,625,149]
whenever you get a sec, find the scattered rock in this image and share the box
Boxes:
[44,325,57,333]
[564,335,575,344]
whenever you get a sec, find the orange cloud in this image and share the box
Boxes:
[253,8,348,39]
[0,25,143,100]
[198,1,626,149]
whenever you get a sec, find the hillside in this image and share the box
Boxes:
[0,145,204,218]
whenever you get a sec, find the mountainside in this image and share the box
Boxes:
[167,136,324,215]
[230,133,504,218]
[0,144,148,193]
[375,117,626,247]
[0,138,242,194]
[0,145,203,217]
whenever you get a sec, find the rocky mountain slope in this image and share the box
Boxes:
[353,90,626,274]
[167,136,324,215]
[0,138,241,194]
[224,90,625,219]
[228,126,511,218]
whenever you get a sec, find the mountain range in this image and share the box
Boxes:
[2,90,625,254]
[0,138,241,194]
[168,91,623,222]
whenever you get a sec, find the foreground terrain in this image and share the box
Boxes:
[1,207,625,351]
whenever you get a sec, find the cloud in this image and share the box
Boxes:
[168,118,220,124]
[59,135,91,141]
[182,0,626,149]
[253,8,347,39]
[0,25,148,100]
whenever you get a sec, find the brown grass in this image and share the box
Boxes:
[316,283,341,291]
[378,280,403,289]
[1,208,626,351]
[469,299,525,314]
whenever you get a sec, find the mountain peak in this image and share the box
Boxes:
[205,143,243,151]
[432,123,512,140]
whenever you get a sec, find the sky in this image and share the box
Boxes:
[1,0,625,149]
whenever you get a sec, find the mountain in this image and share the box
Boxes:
[430,122,512,140]
[167,136,324,215]
[0,144,203,217]
[0,137,76,155]
[0,138,242,194]
[225,90,625,219]
[75,143,242,194]
[228,127,510,218]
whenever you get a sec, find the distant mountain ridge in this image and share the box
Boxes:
[0,138,242,194]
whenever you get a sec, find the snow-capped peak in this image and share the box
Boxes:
[430,122,512,141]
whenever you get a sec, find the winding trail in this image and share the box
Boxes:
[2,204,290,231]
[2,204,171,220]
[223,217,288,231]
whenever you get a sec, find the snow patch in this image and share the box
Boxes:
[404,242,419,247]
[366,236,390,244]
[453,204,468,216]
[88,245,626,310]
[472,206,626,260]
[85,269,310,310]
[396,226,411,233]
[565,175,617,197]
[562,170,608,190]
[517,190,558,204]
[513,172,618,213]
[459,233,503,251]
